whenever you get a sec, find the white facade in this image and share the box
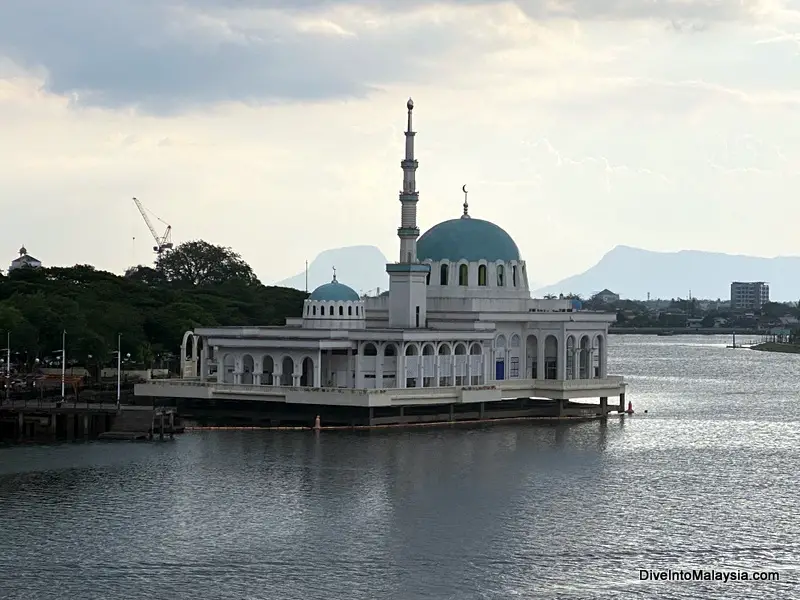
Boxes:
[8,246,42,272]
[156,99,622,410]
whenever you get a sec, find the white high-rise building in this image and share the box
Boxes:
[730,281,769,310]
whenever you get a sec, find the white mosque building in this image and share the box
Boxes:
[135,99,627,426]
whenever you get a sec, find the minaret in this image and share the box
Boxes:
[386,98,430,331]
[398,98,419,263]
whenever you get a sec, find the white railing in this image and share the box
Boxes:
[139,375,625,394]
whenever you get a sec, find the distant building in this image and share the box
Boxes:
[595,289,620,304]
[730,281,769,310]
[8,246,42,272]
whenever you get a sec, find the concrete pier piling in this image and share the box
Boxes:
[0,401,183,442]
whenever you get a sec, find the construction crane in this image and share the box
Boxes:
[132,197,174,255]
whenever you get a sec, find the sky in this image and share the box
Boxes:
[1,0,800,288]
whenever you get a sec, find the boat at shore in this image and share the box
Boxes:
[656,331,674,337]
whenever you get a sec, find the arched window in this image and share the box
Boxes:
[348,306,353,316]
[512,265,518,287]
[426,272,431,285]
[339,306,344,316]
[497,265,505,287]
[356,306,359,316]
[459,264,468,286]
[440,263,449,285]
[478,265,487,286]
[312,305,317,316]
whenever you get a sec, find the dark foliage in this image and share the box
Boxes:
[0,244,305,369]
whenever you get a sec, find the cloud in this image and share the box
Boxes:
[0,0,785,114]
[0,1,494,113]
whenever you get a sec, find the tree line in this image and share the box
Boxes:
[0,240,306,370]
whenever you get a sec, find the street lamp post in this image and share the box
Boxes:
[111,335,130,410]
[117,334,121,408]
[53,330,66,405]
[62,330,66,404]
[0,331,10,404]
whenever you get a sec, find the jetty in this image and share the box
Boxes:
[0,400,183,442]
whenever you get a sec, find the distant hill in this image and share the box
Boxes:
[534,245,800,301]
[274,245,390,295]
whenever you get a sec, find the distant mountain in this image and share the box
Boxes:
[274,245,390,294]
[534,245,800,301]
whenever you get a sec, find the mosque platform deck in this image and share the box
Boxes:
[134,377,627,427]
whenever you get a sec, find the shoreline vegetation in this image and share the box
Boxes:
[609,327,760,335]
[749,342,800,354]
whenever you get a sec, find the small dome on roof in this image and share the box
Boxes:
[309,277,360,302]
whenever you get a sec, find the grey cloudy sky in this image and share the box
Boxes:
[1,0,799,287]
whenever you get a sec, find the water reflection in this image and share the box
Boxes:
[0,335,797,599]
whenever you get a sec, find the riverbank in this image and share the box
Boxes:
[609,327,760,335]
[750,342,800,354]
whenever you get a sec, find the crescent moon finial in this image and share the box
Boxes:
[461,185,470,219]
[462,184,467,194]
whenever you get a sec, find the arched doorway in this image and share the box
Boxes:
[526,335,538,378]
[494,335,507,380]
[262,355,274,385]
[544,335,558,380]
[565,336,576,380]
[469,343,483,385]
[438,343,452,386]
[280,356,294,386]
[454,343,467,386]
[300,357,314,386]
[404,344,419,388]
[422,343,435,387]
[242,354,254,385]
[579,335,590,379]
[222,354,235,384]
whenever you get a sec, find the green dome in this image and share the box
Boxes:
[417,218,521,262]
[309,279,360,302]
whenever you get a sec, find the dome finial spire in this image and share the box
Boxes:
[332,266,337,282]
[461,184,470,219]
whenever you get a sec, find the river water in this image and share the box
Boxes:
[0,335,797,599]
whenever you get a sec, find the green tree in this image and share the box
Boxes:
[0,245,305,372]
[155,240,259,286]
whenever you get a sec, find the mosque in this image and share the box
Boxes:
[135,99,627,426]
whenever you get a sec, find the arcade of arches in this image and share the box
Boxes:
[183,332,607,390]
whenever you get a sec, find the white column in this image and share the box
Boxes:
[600,344,608,379]
[536,339,545,380]
[398,350,406,388]
[273,365,282,386]
[417,356,423,387]
[315,349,322,387]
[200,342,208,382]
[556,335,566,380]
[375,350,384,389]
[588,349,596,378]
[572,349,579,379]
[354,348,362,388]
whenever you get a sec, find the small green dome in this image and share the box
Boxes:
[417,218,521,262]
[309,279,360,302]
